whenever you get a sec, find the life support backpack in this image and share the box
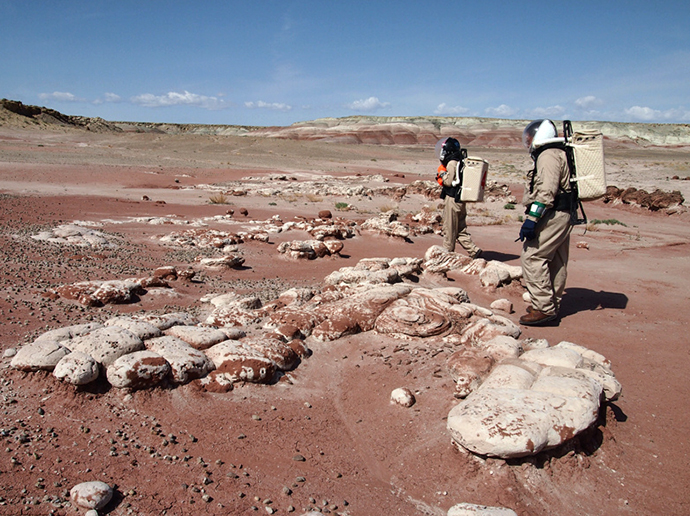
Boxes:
[564,120,607,224]
[530,121,607,225]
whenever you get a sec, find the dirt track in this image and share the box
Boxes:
[1,123,689,515]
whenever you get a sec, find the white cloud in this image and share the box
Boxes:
[103,92,122,102]
[38,91,84,102]
[345,97,391,112]
[434,103,470,116]
[93,92,122,105]
[624,105,690,122]
[526,105,566,118]
[244,101,292,111]
[485,104,518,117]
[131,90,226,110]
[575,96,603,109]
[624,106,659,121]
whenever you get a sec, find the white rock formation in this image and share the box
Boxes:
[146,336,215,384]
[390,387,416,408]
[70,481,113,510]
[448,502,518,516]
[54,352,100,385]
[447,341,619,458]
[106,350,170,389]
[10,340,69,371]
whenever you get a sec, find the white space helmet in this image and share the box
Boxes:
[522,119,558,152]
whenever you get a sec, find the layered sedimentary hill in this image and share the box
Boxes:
[3,98,690,147]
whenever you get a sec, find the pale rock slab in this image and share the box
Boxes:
[323,266,401,286]
[11,340,69,371]
[477,359,540,391]
[459,315,521,345]
[204,341,276,383]
[53,352,100,385]
[489,299,513,314]
[131,312,197,330]
[106,350,170,389]
[165,325,228,350]
[555,341,612,370]
[312,284,411,341]
[104,316,162,340]
[478,335,522,362]
[70,481,113,510]
[198,255,245,268]
[390,387,416,408]
[423,246,473,275]
[447,386,600,458]
[448,503,518,516]
[520,347,584,369]
[146,336,215,384]
[374,294,452,338]
[242,335,299,371]
[68,326,145,367]
[446,347,496,398]
[33,322,104,343]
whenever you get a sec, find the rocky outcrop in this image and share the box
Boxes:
[604,185,684,211]
[12,249,619,461]
[446,342,621,459]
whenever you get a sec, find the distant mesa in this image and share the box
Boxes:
[3,98,690,146]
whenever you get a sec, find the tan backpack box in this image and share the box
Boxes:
[460,157,489,202]
[567,128,607,201]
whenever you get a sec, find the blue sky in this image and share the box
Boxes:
[1,1,689,126]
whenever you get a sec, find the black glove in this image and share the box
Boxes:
[519,219,537,242]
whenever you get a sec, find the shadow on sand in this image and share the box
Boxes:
[561,287,629,318]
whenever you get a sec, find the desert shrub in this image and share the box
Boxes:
[504,203,515,210]
[379,204,396,213]
[592,218,627,227]
[208,193,229,204]
[335,202,349,211]
[305,193,323,203]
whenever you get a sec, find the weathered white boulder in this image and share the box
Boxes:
[478,359,540,391]
[68,326,145,367]
[390,387,416,408]
[54,352,100,385]
[446,347,495,398]
[478,335,522,362]
[33,322,104,343]
[520,347,584,369]
[106,350,170,389]
[555,341,612,370]
[11,340,70,371]
[241,335,299,371]
[448,503,518,516]
[104,316,162,340]
[459,315,521,344]
[132,312,197,330]
[204,341,276,383]
[423,246,473,274]
[70,481,113,510]
[198,255,245,268]
[146,336,215,384]
[447,386,600,458]
[489,299,513,314]
[165,325,228,350]
[312,284,411,341]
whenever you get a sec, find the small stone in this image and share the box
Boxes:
[390,387,416,408]
[292,454,306,462]
[70,481,113,510]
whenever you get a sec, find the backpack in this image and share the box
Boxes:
[563,120,607,202]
